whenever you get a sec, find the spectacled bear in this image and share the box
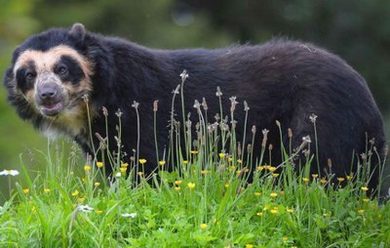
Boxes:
[3,23,386,192]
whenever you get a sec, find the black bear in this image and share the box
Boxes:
[3,23,386,191]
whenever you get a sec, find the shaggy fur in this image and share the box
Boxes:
[3,24,386,190]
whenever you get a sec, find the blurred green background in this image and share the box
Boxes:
[1,0,389,194]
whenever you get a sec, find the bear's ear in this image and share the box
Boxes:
[69,23,86,42]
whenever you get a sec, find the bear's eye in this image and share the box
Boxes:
[25,71,36,81]
[57,65,68,76]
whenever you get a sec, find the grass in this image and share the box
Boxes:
[1,77,390,247]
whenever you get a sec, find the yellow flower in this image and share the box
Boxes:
[71,190,79,196]
[302,177,310,183]
[311,174,319,178]
[362,198,369,202]
[137,172,144,177]
[237,159,243,164]
[43,188,51,193]
[120,167,127,173]
[256,212,263,216]
[200,223,208,230]
[268,166,277,172]
[84,165,92,172]
[282,236,288,242]
[175,180,182,185]
[245,244,254,248]
[228,165,236,172]
[254,192,261,196]
[159,160,166,166]
[190,150,198,155]
[270,208,279,214]
[201,170,209,175]
[139,159,147,165]
[272,173,279,177]
[96,161,104,168]
[256,166,265,171]
[361,186,369,192]
[23,188,30,194]
[77,197,85,203]
[286,207,294,213]
[337,177,345,183]
[95,210,104,214]
[320,178,327,184]
[224,183,230,188]
[174,186,181,191]
[121,162,129,168]
[219,153,226,159]
[346,174,353,180]
[182,160,188,165]
[94,182,101,187]
[228,157,233,162]
[357,209,364,214]
[187,182,196,189]
[270,192,278,198]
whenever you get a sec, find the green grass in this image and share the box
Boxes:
[1,81,389,247]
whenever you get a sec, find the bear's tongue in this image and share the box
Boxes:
[41,102,63,116]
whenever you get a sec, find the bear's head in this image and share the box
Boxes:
[3,23,109,137]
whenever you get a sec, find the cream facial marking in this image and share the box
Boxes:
[13,45,92,77]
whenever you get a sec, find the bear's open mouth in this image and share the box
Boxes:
[40,102,64,116]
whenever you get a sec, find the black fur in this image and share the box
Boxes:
[3,25,386,190]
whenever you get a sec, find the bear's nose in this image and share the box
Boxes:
[38,84,59,100]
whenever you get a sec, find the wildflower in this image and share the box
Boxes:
[95,210,104,214]
[228,157,233,162]
[137,172,144,177]
[270,208,279,214]
[200,170,209,175]
[309,113,318,123]
[362,198,369,202]
[71,190,79,196]
[94,182,101,187]
[139,159,147,165]
[337,177,345,183]
[256,166,265,171]
[282,236,288,242]
[270,192,278,198]
[120,167,127,174]
[77,204,94,213]
[96,161,104,168]
[237,159,243,164]
[77,197,85,203]
[216,86,223,97]
[361,186,369,192]
[272,173,279,177]
[159,160,166,166]
[254,192,261,196]
[174,186,181,191]
[357,209,365,214]
[200,223,208,230]
[311,174,319,179]
[320,178,327,184]
[23,188,29,194]
[245,244,254,248]
[121,162,129,168]
[180,69,189,81]
[84,165,92,172]
[121,212,137,218]
[190,150,198,155]
[286,207,294,213]
[182,160,188,165]
[302,177,310,183]
[268,166,277,172]
[228,165,236,172]
[0,169,19,176]
[346,174,353,180]
[44,188,51,193]
[219,153,226,159]
[256,212,263,216]
[175,180,182,185]
[224,183,230,188]
[115,172,121,178]
[187,182,196,190]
